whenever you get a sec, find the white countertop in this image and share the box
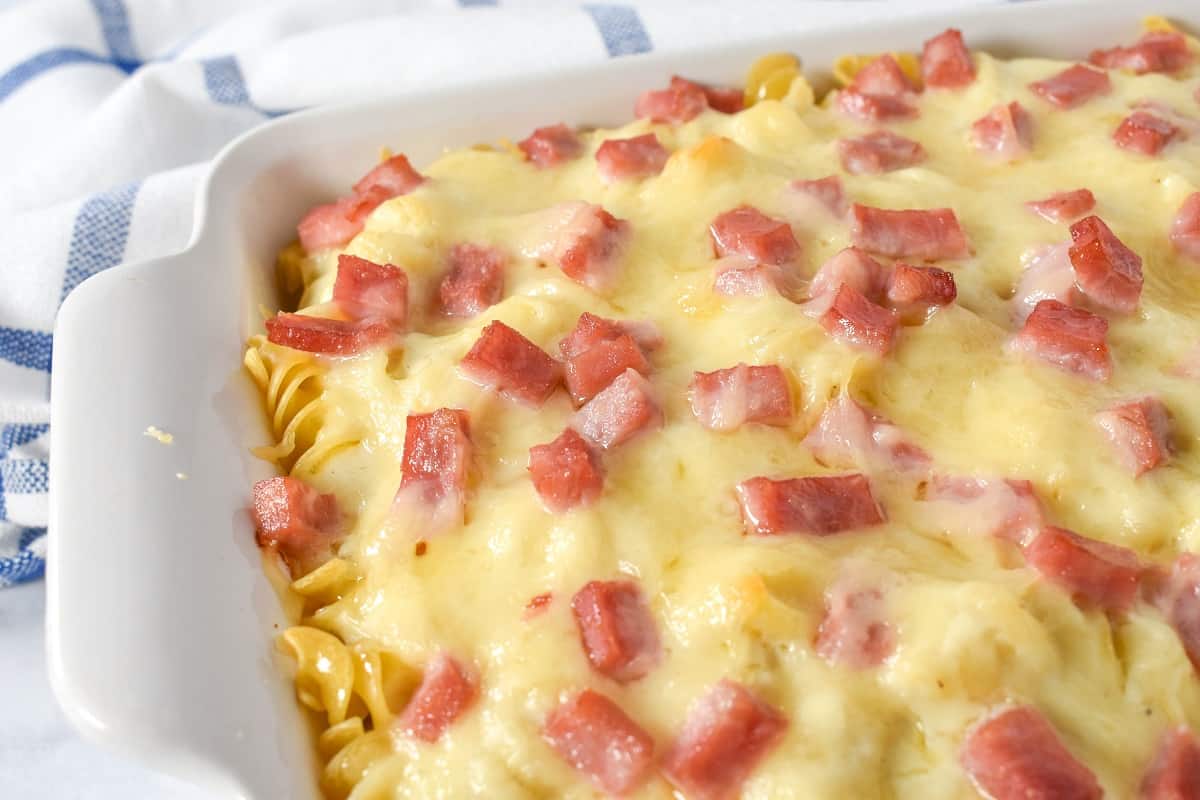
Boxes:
[0,582,206,798]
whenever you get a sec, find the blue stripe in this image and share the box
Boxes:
[0,528,46,585]
[583,5,652,57]
[61,182,140,302]
[1,460,48,494]
[0,328,53,372]
[0,48,128,103]
[0,424,48,454]
[202,55,251,106]
[90,0,140,71]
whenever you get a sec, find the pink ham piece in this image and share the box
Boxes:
[788,175,847,217]
[595,133,669,183]
[735,474,884,536]
[925,475,1044,544]
[837,130,926,175]
[572,368,662,450]
[922,28,976,89]
[399,408,472,519]
[1155,554,1200,671]
[1114,111,1182,156]
[1024,526,1142,613]
[528,428,604,513]
[398,653,478,743]
[885,263,957,322]
[688,364,794,432]
[962,706,1102,800]
[1009,299,1112,381]
[459,321,561,407]
[815,567,895,668]
[675,75,745,114]
[1029,63,1111,109]
[1094,396,1172,477]
[518,124,583,168]
[1172,193,1200,262]
[713,258,796,299]
[571,580,660,683]
[1025,189,1096,224]
[1141,727,1200,799]
[710,206,800,266]
[333,254,408,327]
[265,313,390,356]
[1012,244,1078,323]
[635,76,741,123]
[813,284,900,355]
[543,690,656,796]
[438,243,505,318]
[662,680,788,800]
[564,333,648,407]
[803,395,930,473]
[838,54,919,122]
[1090,31,1195,75]
[298,154,425,252]
[549,203,630,292]
[849,203,970,261]
[558,312,662,360]
[1068,215,1143,313]
[970,101,1035,161]
[251,476,340,577]
[808,247,887,302]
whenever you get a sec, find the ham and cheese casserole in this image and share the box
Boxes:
[244,18,1200,800]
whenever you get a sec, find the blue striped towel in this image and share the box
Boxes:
[0,0,1001,587]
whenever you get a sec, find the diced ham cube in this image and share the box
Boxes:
[398,653,478,743]
[837,54,920,121]
[571,580,660,683]
[1025,189,1096,224]
[564,334,648,407]
[922,28,976,88]
[543,689,656,796]
[803,395,930,473]
[1023,526,1141,613]
[265,313,391,356]
[1156,554,1200,671]
[814,284,900,355]
[713,258,795,299]
[400,408,472,518]
[1068,215,1143,313]
[925,475,1044,544]
[460,321,561,407]
[551,203,630,292]
[662,680,788,800]
[815,566,894,668]
[518,124,583,168]
[296,188,387,253]
[851,53,918,96]
[1012,244,1078,323]
[1094,396,1173,476]
[735,474,884,536]
[572,368,662,450]
[962,706,1102,800]
[595,133,669,183]
[849,203,970,261]
[1029,64,1111,109]
[808,247,887,302]
[352,153,425,199]
[688,364,794,432]
[1172,193,1200,262]
[885,263,957,322]
[635,77,708,124]
[710,206,800,266]
[1090,31,1195,75]
[558,312,660,359]
[1009,299,1111,381]
[1141,726,1200,800]
[837,130,926,175]
[674,76,744,114]
[1114,111,1181,156]
[970,101,1035,162]
[333,254,408,327]
[788,175,847,217]
[837,90,919,122]
[438,243,505,318]
[528,428,604,513]
[251,476,341,577]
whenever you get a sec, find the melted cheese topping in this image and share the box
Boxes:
[249,41,1200,800]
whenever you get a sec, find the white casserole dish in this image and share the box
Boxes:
[46,1,1199,797]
